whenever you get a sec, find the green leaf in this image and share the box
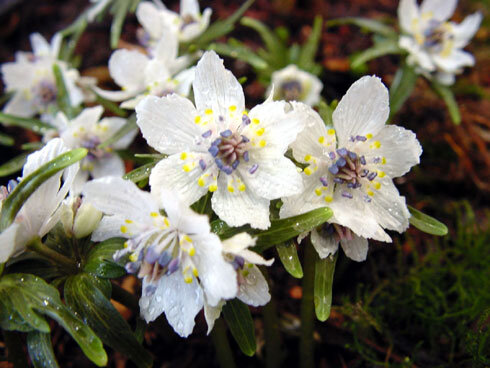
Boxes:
[297,16,323,73]
[0,131,14,146]
[98,114,136,149]
[408,205,448,236]
[64,273,153,368]
[314,253,337,322]
[0,152,28,177]
[223,299,256,356]
[326,17,397,38]
[389,63,418,118]
[110,0,132,48]
[0,112,54,135]
[209,40,268,70]
[53,64,78,119]
[123,161,157,183]
[94,93,129,117]
[27,331,60,368]
[318,100,333,126]
[0,273,107,366]
[431,81,461,125]
[276,240,303,278]
[351,38,402,69]
[0,148,87,231]
[84,237,126,278]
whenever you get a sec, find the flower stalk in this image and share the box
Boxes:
[211,318,237,368]
[26,237,77,272]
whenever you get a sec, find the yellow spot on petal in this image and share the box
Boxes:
[227,185,234,193]
[184,276,193,283]
[367,190,374,196]
[188,246,195,256]
[183,164,192,172]
[194,116,201,124]
[315,188,322,196]
[198,177,205,187]
[209,184,218,192]
[256,127,265,136]
[381,157,386,164]
[238,183,246,192]
[259,139,266,147]
[164,218,170,227]
[129,253,138,262]
[371,141,381,149]
[205,109,213,115]
[193,268,199,277]
[120,225,128,233]
[304,167,312,176]
[366,133,373,139]
[373,182,381,190]
[150,212,158,217]
[324,195,333,203]
[184,235,192,243]
[304,154,312,162]
[123,241,129,248]
[180,152,188,160]
[125,219,132,224]
[318,136,325,143]
[252,118,260,124]
[327,129,335,135]
[378,171,385,178]
[229,105,236,111]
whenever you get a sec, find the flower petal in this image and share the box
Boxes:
[3,92,36,118]
[432,49,475,72]
[91,154,126,179]
[452,12,483,48]
[91,215,125,242]
[398,0,420,33]
[340,234,369,262]
[238,265,271,307]
[204,299,225,335]
[333,76,390,145]
[101,117,138,150]
[399,36,435,71]
[310,228,339,259]
[0,222,31,262]
[420,0,457,22]
[108,49,148,90]
[136,1,165,39]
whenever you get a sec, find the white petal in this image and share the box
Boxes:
[108,49,148,90]
[149,153,210,207]
[69,169,90,197]
[174,67,195,97]
[136,2,165,39]
[340,235,369,262]
[93,86,138,102]
[193,51,245,116]
[30,33,51,57]
[211,174,271,229]
[91,215,126,242]
[71,105,103,128]
[91,154,126,178]
[399,36,436,72]
[204,299,225,335]
[82,176,159,222]
[23,138,68,177]
[432,50,475,72]
[435,71,455,85]
[181,0,200,17]
[398,0,419,33]
[333,76,389,146]
[135,94,202,154]
[3,93,36,118]
[310,228,339,259]
[152,27,179,63]
[363,125,422,178]
[420,0,457,22]
[193,233,237,306]
[1,61,35,91]
[0,222,32,262]
[238,265,271,307]
[139,273,203,337]
[222,232,255,254]
[100,117,138,150]
[452,12,483,48]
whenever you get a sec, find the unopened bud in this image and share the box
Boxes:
[73,202,102,239]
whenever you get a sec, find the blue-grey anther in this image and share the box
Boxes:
[158,251,172,267]
[167,258,180,275]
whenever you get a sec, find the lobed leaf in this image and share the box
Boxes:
[83,237,126,278]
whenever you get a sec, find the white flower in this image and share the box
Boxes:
[267,64,323,106]
[1,33,86,120]
[82,177,237,337]
[136,51,306,229]
[0,138,79,262]
[136,0,212,44]
[398,0,482,85]
[204,233,273,333]
[53,106,136,194]
[280,76,422,261]
[94,32,194,109]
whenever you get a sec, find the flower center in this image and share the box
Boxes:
[32,80,57,108]
[280,80,302,101]
[81,136,110,161]
[320,223,353,242]
[207,128,250,175]
[181,14,197,29]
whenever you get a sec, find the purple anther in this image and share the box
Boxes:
[202,130,212,138]
[367,172,377,181]
[336,157,346,167]
[364,195,372,203]
[325,223,335,235]
[167,258,180,274]
[144,284,157,295]
[354,181,362,189]
[319,177,329,186]
[215,158,224,170]
[242,114,251,125]
[360,156,366,165]
[350,136,356,142]
[219,115,224,122]
[249,164,259,174]
[334,177,344,184]
[235,255,245,269]
[158,251,172,267]
[243,151,250,162]
[356,135,367,142]
[241,135,250,143]
[328,164,339,175]
[329,151,336,160]
[336,148,348,157]
[199,159,207,171]
[360,169,368,177]
[348,151,357,160]
[373,157,381,164]
[208,145,219,157]
[220,129,232,138]
[144,246,159,264]
[125,262,139,274]
[342,191,353,199]
[232,160,240,169]
[347,182,355,188]
[212,138,222,146]
[223,166,233,175]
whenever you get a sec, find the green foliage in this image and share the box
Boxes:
[27,331,60,368]
[314,253,337,321]
[223,299,256,357]
[326,17,397,39]
[431,81,462,125]
[0,112,53,135]
[0,152,28,177]
[0,131,14,146]
[276,240,303,278]
[389,62,418,118]
[53,64,80,119]
[83,237,126,278]
[408,205,448,236]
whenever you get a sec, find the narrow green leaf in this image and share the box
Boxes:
[110,0,132,48]
[223,299,256,357]
[0,274,108,366]
[276,240,303,278]
[389,63,418,118]
[297,16,323,72]
[326,17,397,38]
[209,41,268,70]
[431,81,461,125]
[0,131,14,146]
[0,148,87,231]
[21,141,44,151]
[318,100,333,126]
[53,64,78,119]
[408,205,448,236]
[351,39,402,69]
[123,161,157,183]
[0,152,28,177]
[98,114,136,149]
[64,273,153,368]
[84,237,126,278]
[27,331,60,368]
[314,253,337,322]
[94,93,129,117]
[0,112,53,135]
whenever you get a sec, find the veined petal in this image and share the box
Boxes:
[139,273,204,337]
[222,232,255,254]
[452,12,483,48]
[30,33,51,57]
[310,228,339,259]
[71,105,104,130]
[420,0,457,22]
[204,299,225,335]
[135,94,203,154]
[91,215,125,242]
[136,1,165,39]
[399,36,436,72]
[91,154,126,179]
[333,76,390,145]
[3,93,36,118]
[152,30,179,65]
[108,49,148,91]
[181,0,200,17]
[93,86,138,102]
[82,176,159,223]
[432,49,475,72]
[0,222,32,263]
[174,67,196,97]
[238,265,271,307]
[193,51,245,117]
[1,61,36,91]
[398,0,420,33]
[340,234,369,262]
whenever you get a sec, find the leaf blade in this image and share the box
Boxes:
[223,299,256,357]
[314,254,337,321]
[276,240,303,278]
[408,205,448,236]
[27,331,60,368]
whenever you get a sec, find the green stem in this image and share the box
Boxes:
[211,318,237,368]
[3,330,28,367]
[262,270,283,368]
[111,282,140,312]
[26,237,77,271]
[299,240,317,368]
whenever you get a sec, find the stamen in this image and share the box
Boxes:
[158,251,172,267]
[220,130,232,138]
[360,156,366,165]
[328,165,339,175]
[342,191,353,199]
[243,151,249,162]
[319,177,329,186]
[367,172,377,181]
[336,157,346,167]
[242,114,251,125]
[232,160,240,169]
[329,152,336,160]
[199,159,206,171]
[167,258,180,275]
[249,164,259,174]
[202,130,212,138]
[208,145,219,157]
[356,135,367,142]
[336,148,348,157]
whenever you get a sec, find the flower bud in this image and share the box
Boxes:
[73,201,102,239]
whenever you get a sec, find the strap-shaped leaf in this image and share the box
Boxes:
[0,273,107,366]
[53,64,78,119]
[84,237,126,278]
[0,152,28,177]
[389,63,418,118]
[408,205,448,236]
[276,240,303,278]
[64,273,153,368]
[123,161,157,183]
[223,299,256,357]
[0,112,53,135]
[326,17,397,38]
[210,40,268,70]
[0,148,87,231]
[27,331,60,368]
[431,81,461,125]
[98,114,136,149]
[318,100,334,126]
[351,38,402,69]
[110,0,132,48]
[0,131,14,146]
[314,253,337,322]
[297,16,323,73]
